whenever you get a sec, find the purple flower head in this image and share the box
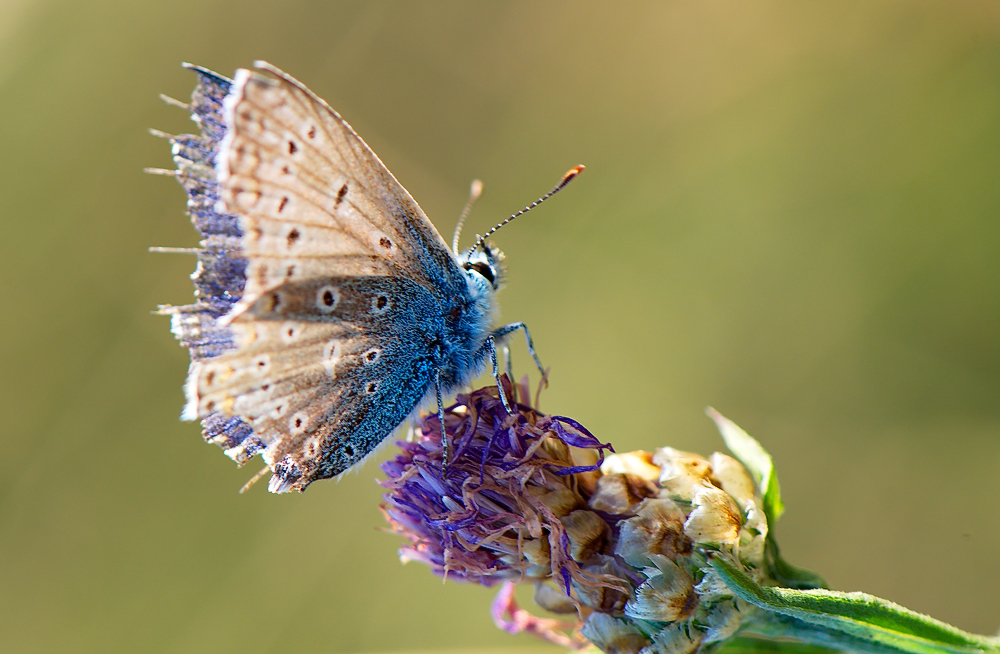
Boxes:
[382,382,774,653]
[380,377,618,591]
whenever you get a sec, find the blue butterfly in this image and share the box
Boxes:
[159,62,580,492]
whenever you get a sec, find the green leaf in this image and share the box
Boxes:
[709,556,1000,654]
[706,408,783,524]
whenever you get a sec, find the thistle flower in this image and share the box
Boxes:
[383,391,1000,654]
[380,380,773,653]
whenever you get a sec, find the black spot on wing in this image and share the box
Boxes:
[335,183,348,209]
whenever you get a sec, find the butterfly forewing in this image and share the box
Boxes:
[218,63,464,311]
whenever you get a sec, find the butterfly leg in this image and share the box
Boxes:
[436,368,451,471]
[486,336,515,415]
[490,322,547,385]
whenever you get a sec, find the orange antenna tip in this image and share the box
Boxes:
[561,165,585,186]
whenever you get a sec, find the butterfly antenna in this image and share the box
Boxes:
[469,165,584,256]
[451,179,483,254]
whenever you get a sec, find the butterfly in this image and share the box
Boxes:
[157,61,582,493]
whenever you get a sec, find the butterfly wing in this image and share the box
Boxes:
[189,275,449,492]
[219,61,466,312]
[184,62,475,492]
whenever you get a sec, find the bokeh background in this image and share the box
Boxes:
[2,2,999,653]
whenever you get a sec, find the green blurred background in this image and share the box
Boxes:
[2,2,999,652]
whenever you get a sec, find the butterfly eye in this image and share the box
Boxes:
[464,261,495,285]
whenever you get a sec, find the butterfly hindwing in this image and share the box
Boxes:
[186,273,452,490]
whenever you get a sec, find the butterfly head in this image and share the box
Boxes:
[454,166,585,296]
[462,243,505,292]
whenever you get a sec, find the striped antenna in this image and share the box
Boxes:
[467,165,584,258]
